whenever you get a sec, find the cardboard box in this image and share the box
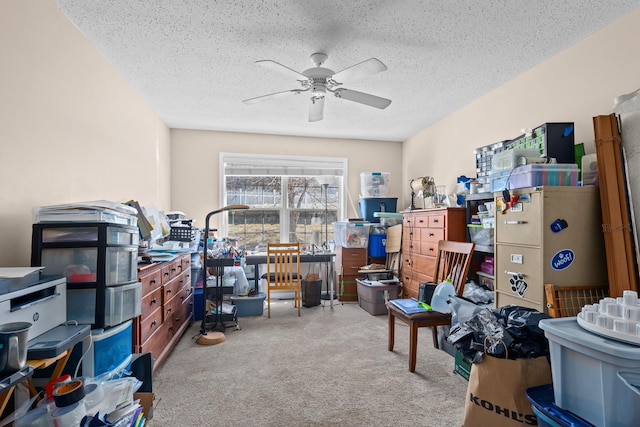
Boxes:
[134,392,156,420]
[454,350,471,381]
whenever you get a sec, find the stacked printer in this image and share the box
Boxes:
[0,268,89,363]
[30,201,141,377]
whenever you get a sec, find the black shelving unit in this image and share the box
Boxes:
[31,222,141,329]
[464,193,495,286]
[199,211,239,335]
[201,257,238,332]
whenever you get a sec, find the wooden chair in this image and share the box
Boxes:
[387,240,475,372]
[265,243,302,318]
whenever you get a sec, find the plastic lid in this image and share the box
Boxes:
[373,212,403,219]
[539,318,640,360]
[430,280,455,313]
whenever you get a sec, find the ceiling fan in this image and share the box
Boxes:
[242,52,392,122]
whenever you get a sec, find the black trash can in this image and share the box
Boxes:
[302,279,322,307]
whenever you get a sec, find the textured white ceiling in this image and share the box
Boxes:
[54,0,640,142]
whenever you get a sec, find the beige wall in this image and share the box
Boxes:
[0,0,170,265]
[403,8,640,207]
[3,0,639,267]
[170,129,403,231]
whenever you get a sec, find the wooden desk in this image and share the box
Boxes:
[25,350,73,398]
[0,324,90,420]
[202,252,336,332]
[0,351,73,419]
[0,367,34,417]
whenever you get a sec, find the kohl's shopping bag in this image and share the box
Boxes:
[462,341,552,427]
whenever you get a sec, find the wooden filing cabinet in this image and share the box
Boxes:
[401,208,466,299]
[335,247,367,302]
[134,253,193,374]
[494,186,607,313]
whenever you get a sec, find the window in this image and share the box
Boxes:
[220,153,347,251]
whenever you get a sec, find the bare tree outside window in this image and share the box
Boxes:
[225,175,338,251]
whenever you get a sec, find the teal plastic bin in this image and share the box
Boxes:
[231,293,266,316]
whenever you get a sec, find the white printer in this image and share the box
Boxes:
[0,268,66,340]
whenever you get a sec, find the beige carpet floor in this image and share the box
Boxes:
[151,300,468,426]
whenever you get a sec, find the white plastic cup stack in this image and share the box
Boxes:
[623,290,638,306]
[583,290,640,336]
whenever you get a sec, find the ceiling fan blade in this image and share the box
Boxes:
[331,58,387,83]
[242,89,304,105]
[309,97,324,122]
[334,89,391,109]
[256,60,308,81]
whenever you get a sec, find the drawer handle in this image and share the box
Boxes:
[428,247,434,252]
[433,219,439,223]
[418,219,424,224]
[164,272,170,277]
[169,326,174,332]
[505,270,524,277]
[150,279,156,284]
[175,316,181,323]
[171,267,177,272]
[504,220,527,225]
[428,232,434,237]
[151,320,157,327]
[151,298,157,305]
[167,307,172,314]
[166,289,172,294]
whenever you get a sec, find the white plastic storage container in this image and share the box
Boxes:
[82,320,133,377]
[67,282,142,327]
[332,222,371,248]
[41,225,139,245]
[581,153,598,186]
[360,172,390,198]
[539,317,640,427]
[490,149,543,173]
[40,246,138,285]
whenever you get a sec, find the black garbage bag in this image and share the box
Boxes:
[448,305,550,362]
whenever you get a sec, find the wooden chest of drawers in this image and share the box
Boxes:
[334,247,367,302]
[134,253,193,374]
[401,208,466,299]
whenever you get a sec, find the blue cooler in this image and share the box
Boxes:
[358,197,398,222]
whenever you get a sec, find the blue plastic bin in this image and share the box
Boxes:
[526,384,594,427]
[231,292,266,316]
[358,197,398,222]
[82,320,133,377]
[368,233,386,258]
[193,287,204,321]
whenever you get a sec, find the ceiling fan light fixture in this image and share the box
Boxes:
[311,84,326,98]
